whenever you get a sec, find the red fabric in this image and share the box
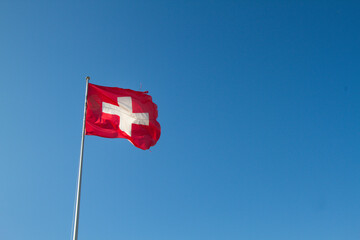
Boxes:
[85,83,161,150]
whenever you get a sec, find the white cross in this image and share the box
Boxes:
[102,97,149,137]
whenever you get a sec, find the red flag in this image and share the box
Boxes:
[85,83,161,150]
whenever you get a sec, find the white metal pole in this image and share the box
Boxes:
[72,76,90,240]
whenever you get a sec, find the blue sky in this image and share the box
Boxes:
[0,1,359,239]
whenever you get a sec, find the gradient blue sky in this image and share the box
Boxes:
[1,1,359,239]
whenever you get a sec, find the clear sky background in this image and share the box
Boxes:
[0,1,359,239]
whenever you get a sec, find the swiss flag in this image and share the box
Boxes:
[85,83,161,150]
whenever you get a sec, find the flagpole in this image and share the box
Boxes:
[72,76,90,240]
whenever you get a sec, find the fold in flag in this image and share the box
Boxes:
[85,83,161,150]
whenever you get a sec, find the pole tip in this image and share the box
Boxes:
[86,76,90,81]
